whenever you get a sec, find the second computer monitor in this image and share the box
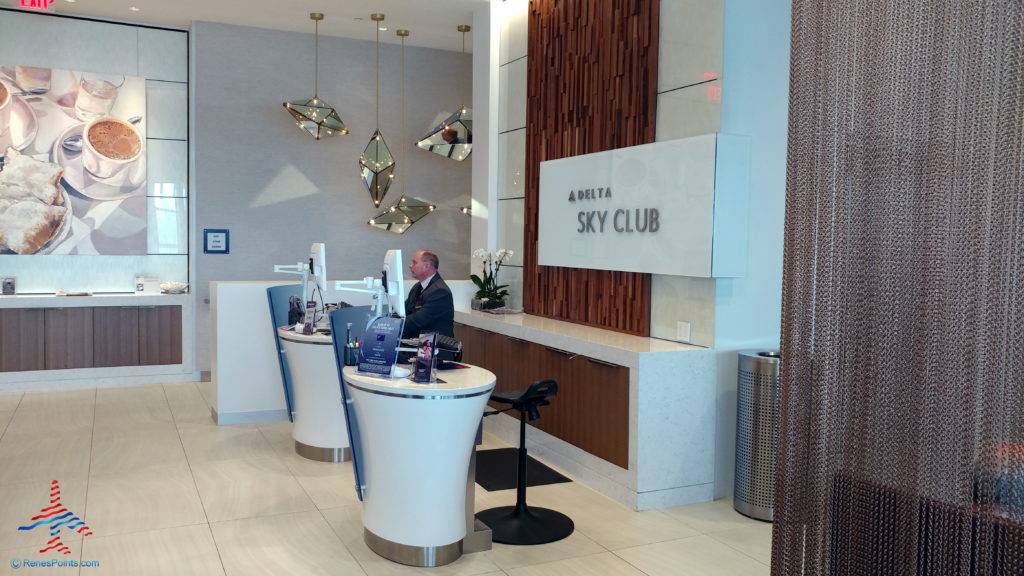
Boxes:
[309,242,327,295]
[381,249,406,317]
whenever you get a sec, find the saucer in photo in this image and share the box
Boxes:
[0,96,39,153]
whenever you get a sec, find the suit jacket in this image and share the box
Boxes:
[402,274,454,339]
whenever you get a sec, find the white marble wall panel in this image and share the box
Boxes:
[139,27,188,82]
[147,197,188,255]
[499,57,527,132]
[0,255,187,294]
[498,128,526,199]
[147,139,188,197]
[656,83,722,141]
[635,351,716,493]
[145,80,188,140]
[498,197,525,267]
[498,265,524,309]
[498,0,528,65]
[0,11,140,75]
[507,0,529,64]
[499,8,511,66]
[650,275,716,347]
[658,0,724,93]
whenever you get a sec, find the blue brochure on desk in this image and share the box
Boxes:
[357,316,405,376]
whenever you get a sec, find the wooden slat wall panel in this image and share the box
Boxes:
[524,0,658,336]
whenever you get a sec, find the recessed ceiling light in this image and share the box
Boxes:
[378,26,388,31]
[64,0,76,3]
[129,6,140,11]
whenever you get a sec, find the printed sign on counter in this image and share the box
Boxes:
[412,332,437,383]
[357,316,405,376]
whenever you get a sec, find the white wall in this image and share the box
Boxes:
[712,0,791,498]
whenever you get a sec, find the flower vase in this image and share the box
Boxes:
[472,297,505,311]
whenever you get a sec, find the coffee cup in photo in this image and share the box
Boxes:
[0,79,11,137]
[82,116,144,180]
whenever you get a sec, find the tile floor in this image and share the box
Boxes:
[0,382,772,575]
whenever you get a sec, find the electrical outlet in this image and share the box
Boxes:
[676,321,692,343]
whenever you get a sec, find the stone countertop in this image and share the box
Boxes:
[454,309,707,369]
[0,292,191,308]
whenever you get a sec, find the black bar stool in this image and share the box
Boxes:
[476,379,574,545]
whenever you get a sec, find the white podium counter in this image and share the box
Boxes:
[278,329,349,462]
[342,365,495,567]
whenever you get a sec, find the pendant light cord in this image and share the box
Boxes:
[400,33,406,199]
[314,18,319,98]
[375,22,380,131]
[462,29,468,109]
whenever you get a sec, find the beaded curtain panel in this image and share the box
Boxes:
[774,2,1024,575]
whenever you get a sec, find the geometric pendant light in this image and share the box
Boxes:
[283,13,348,139]
[368,28,437,234]
[359,13,396,207]
[368,195,436,234]
[416,24,472,161]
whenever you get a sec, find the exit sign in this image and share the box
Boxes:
[15,0,56,12]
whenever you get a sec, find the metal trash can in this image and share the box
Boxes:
[734,350,781,522]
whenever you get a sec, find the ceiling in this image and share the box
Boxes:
[33,0,488,51]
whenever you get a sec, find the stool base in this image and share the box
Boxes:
[476,505,574,545]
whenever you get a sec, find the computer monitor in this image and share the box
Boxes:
[309,242,327,295]
[381,249,406,318]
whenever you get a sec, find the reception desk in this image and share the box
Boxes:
[341,364,495,567]
[277,329,349,462]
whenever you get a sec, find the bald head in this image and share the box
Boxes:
[409,250,439,282]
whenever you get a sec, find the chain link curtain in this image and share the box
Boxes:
[774,1,1023,574]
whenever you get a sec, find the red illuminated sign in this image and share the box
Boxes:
[17,0,56,12]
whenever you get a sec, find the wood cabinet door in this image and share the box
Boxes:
[577,356,630,468]
[0,308,45,372]
[457,325,631,468]
[92,307,140,367]
[138,306,182,365]
[44,308,94,369]
[534,346,629,468]
[455,323,489,367]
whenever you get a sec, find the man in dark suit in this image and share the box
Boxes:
[402,250,454,339]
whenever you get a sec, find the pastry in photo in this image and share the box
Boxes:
[0,200,66,254]
[0,147,68,254]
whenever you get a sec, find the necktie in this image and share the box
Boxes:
[409,283,423,307]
